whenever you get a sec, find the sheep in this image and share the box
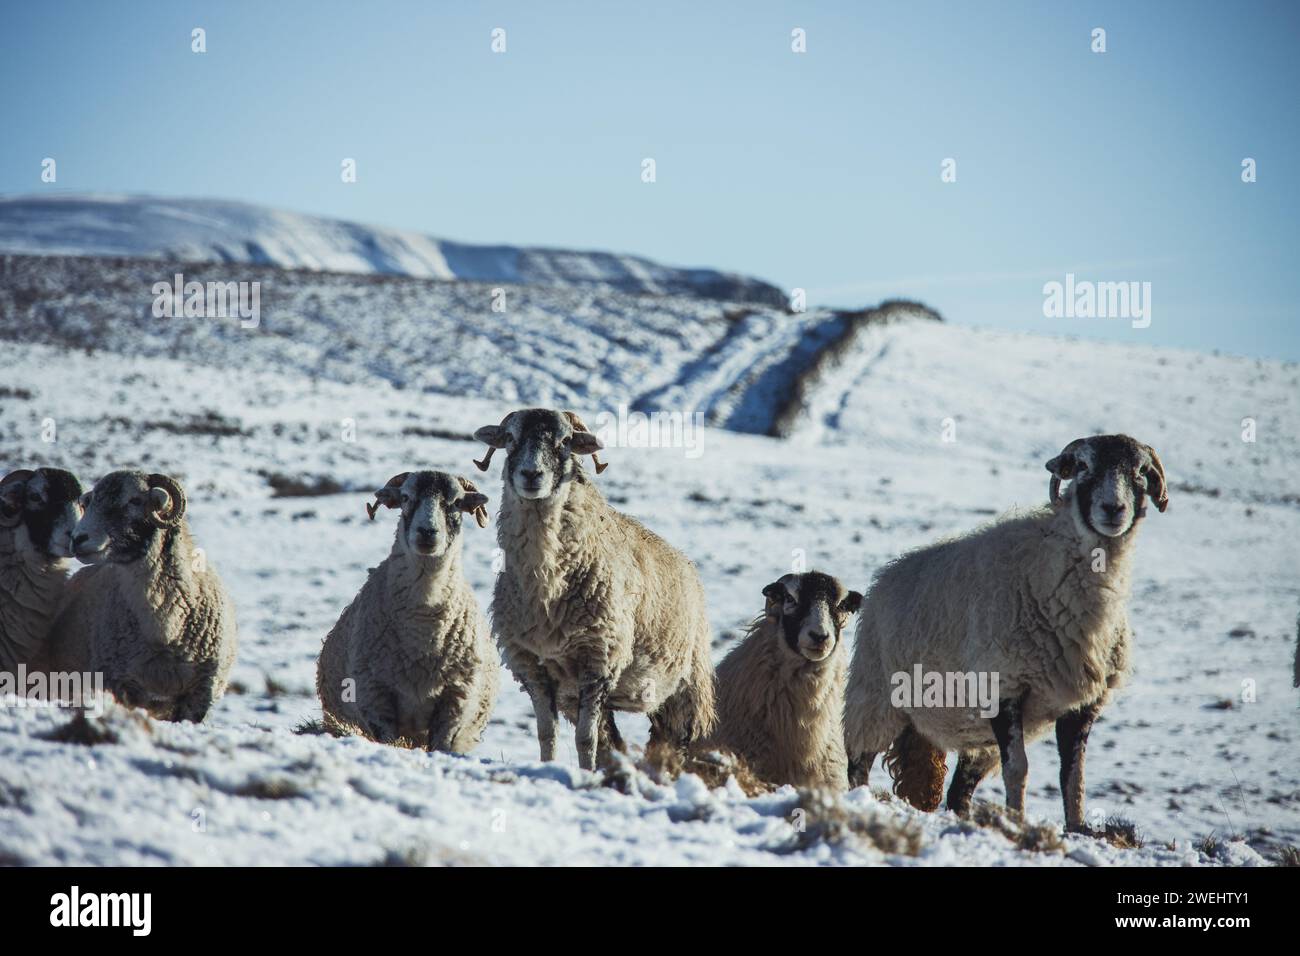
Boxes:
[708,571,863,791]
[0,467,85,674]
[316,470,499,752]
[472,407,716,770]
[844,434,1169,830]
[36,470,238,722]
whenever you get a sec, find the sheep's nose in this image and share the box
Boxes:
[807,630,829,645]
[521,468,542,482]
[416,527,436,540]
[1101,502,1124,518]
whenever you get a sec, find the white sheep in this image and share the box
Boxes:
[36,470,238,722]
[317,470,499,752]
[708,571,862,791]
[473,408,716,770]
[844,434,1168,830]
[0,467,84,674]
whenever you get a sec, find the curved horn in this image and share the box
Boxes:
[146,473,187,527]
[366,472,410,520]
[1045,438,1089,505]
[563,410,608,475]
[472,413,514,472]
[0,469,34,528]
[456,476,491,528]
[1141,444,1170,513]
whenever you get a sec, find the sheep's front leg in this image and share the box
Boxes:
[519,664,559,761]
[989,693,1029,817]
[1056,701,1100,831]
[575,669,611,771]
[847,753,875,789]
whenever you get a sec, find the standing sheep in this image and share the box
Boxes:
[37,470,238,722]
[844,434,1168,830]
[1,467,85,673]
[708,571,862,791]
[317,471,499,752]
[472,408,716,770]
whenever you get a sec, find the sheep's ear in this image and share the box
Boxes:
[474,425,508,447]
[366,486,402,520]
[762,581,786,616]
[841,590,864,614]
[1044,452,1078,479]
[571,431,604,455]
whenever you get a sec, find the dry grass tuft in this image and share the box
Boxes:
[777,788,923,856]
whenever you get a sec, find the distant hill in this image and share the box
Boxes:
[0,194,788,307]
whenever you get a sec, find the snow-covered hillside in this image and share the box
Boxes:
[0,195,786,306]
[1,259,1296,865]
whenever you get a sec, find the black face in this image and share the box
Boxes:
[2,468,84,557]
[495,408,586,500]
[1047,434,1166,538]
[370,470,489,557]
[762,570,864,663]
[72,471,169,565]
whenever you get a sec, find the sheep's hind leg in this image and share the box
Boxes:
[946,748,999,815]
[989,693,1029,818]
[1056,701,1100,832]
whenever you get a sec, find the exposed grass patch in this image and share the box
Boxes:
[632,741,771,797]
[1275,845,1300,867]
[775,789,923,857]
[37,708,150,746]
[964,801,1067,854]
[262,472,346,498]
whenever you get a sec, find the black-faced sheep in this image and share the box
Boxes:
[0,467,84,673]
[317,470,499,752]
[844,434,1168,830]
[473,408,716,770]
[36,471,238,722]
[708,571,862,791]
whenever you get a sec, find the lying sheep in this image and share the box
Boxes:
[37,471,238,722]
[708,571,862,791]
[317,471,499,752]
[844,434,1168,830]
[0,467,84,673]
[473,408,716,770]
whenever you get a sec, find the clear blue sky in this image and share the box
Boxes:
[2,0,1297,359]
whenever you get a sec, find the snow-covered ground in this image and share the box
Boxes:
[1,259,1296,865]
[0,195,785,306]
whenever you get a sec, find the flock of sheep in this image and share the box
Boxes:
[0,408,1169,830]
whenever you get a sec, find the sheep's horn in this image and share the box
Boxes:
[456,476,491,528]
[367,472,410,520]
[563,410,609,475]
[146,473,187,527]
[0,469,34,527]
[1141,444,1170,513]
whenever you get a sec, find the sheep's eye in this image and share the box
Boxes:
[401,494,410,503]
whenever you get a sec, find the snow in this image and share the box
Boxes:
[1,251,1297,865]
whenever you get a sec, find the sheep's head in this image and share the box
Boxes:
[472,408,605,502]
[70,471,187,565]
[367,470,489,558]
[761,571,863,664]
[1045,434,1169,538]
[0,467,85,559]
